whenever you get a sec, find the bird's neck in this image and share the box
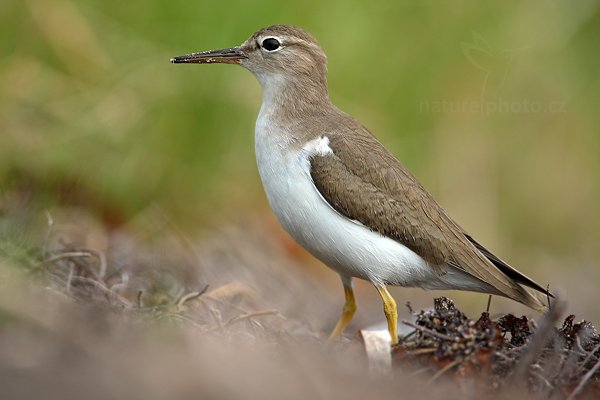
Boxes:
[257,74,334,123]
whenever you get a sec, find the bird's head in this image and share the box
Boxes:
[171,25,328,91]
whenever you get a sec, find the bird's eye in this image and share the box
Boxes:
[261,37,281,52]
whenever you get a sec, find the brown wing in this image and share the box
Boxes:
[308,123,547,308]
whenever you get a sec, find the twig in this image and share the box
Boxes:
[38,251,93,267]
[70,275,110,292]
[204,310,279,333]
[223,309,279,328]
[531,370,554,391]
[86,249,107,278]
[109,272,129,292]
[486,295,492,313]
[575,336,586,354]
[427,359,462,383]
[208,307,225,335]
[69,276,130,307]
[175,284,210,308]
[403,348,437,356]
[494,351,515,363]
[401,329,417,341]
[40,250,106,281]
[160,312,205,329]
[42,210,54,259]
[555,348,581,391]
[66,261,75,292]
[137,290,144,309]
[511,294,566,385]
[407,366,432,378]
[402,320,458,342]
[577,342,600,374]
[201,295,252,315]
[566,356,600,400]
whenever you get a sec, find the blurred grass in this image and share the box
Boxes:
[1,1,599,314]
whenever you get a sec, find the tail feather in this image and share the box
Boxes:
[465,233,552,299]
[515,286,550,311]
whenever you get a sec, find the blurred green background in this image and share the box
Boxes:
[1,1,599,314]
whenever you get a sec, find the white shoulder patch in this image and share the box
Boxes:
[302,136,333,156]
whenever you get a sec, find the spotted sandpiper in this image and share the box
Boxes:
[171,25,549,345]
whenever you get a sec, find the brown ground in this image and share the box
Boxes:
[0,207,598,400]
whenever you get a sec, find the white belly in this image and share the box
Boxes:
[254,113,496,292]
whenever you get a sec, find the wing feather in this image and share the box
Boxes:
[307,123,547,308]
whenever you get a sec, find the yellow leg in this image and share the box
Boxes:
[375,285,398,345]
[326,283,357,343]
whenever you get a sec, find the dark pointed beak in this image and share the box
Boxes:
[170,47,247,64]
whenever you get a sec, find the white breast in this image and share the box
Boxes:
[254,106,496,292]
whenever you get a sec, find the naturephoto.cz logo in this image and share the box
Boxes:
[420,32,567,116]
[420,99,566,115]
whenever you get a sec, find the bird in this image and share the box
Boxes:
[171,24,550,345]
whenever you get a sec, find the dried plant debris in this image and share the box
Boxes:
[3,207,599,400]
[33,233,291,342]
[497,313,531,347]
[392,297,600,399]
